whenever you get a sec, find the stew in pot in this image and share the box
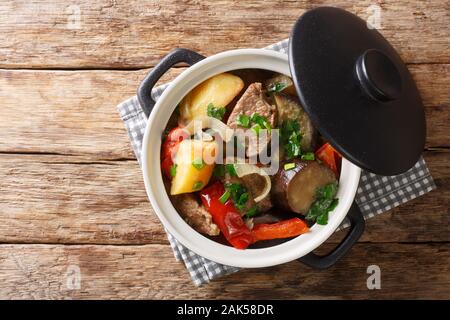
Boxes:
[160,69,342,249]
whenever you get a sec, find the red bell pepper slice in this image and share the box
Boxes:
[315,143,342,177]
[199,182,254,249]
[161,127,189,179]
[251,218,309,242]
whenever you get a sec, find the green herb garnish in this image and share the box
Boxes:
[251,123,262,136]
[225,164,238,177]
[193,181,204,190]
[207,103,226,120]
[219,190,231,204]
[280,120,302,159]
[306,183,339,225]
[170,164,177,177]
[250,113,272,132]
[316,211,329,225]
[284,162,296,171]
[245,206,259,218]
[301,152,315,161]
[225,183,248,212]
[192,158,205,170]
[267,82,288,93]
[238,192,249,205]
[281,120,302,159]
[317,183,338,199]
[236,114,251,128]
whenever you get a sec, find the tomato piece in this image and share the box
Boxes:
[315,143,342,177]
[161,156,174,179]
[161,127,189,179]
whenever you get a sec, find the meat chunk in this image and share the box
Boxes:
[227,83,277,129]
[221,173,273,215]
[227,83,277,157]
[171,193,220,236]
[241,173,273,212]
[221,174,254,212]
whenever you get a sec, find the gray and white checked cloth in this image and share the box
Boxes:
[118,39,436,286]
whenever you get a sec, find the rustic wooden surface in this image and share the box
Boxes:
[0,0,448,299]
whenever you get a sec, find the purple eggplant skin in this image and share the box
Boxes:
[272,159,337,214]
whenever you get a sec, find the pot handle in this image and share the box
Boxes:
[298,201,365,269]
[137,48,206,117]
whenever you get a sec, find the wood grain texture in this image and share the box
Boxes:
[0,243,448,299]
[0,0,449,68]
[0,63,448,159]
[0,150,447,245]
[0,0,449,299]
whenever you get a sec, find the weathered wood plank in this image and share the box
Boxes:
[0,155,166,245]
[0,0,448,68]
[0,150,447,245]
[0,64,448,159]
[0,243,448,299]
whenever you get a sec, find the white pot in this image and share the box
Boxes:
[140,48,362,268]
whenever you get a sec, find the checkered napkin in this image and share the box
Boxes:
[118,39,436,286]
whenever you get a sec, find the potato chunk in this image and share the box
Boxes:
[179,73,244,123]
[170,140,217,195]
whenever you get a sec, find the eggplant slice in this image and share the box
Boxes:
[273,93,316,151]
[272,160,337,214]
[265,74,297,96]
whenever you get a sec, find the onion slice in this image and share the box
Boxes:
[233,163,271,203]
[244,217,254,230]
[183,116,234,142]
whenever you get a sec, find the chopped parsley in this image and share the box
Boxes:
[219,190,231,204]
[306,183,339,225]
[169,164,177,177]
[250,113,272,132]
[192,158,205,170]
[213,164,238,178]
[225,164,238,177]
[284,162,296,171]
[317,183,338,199]
[281,120,302,159]
[236,112,271,135]
[225,183,249,212]
[207,103,226,120]
[251,123,262,136]
[267,82,288,93]
[301,152,315,161]
[280,120,315,160]
[245,206,259,218]
[192,181,204,190]
[236,114,251,128]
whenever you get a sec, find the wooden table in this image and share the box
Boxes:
[0,1,448,299]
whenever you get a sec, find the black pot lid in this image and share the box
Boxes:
[289,7,426,175]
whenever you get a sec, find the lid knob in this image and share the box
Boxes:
[355,49,402,101]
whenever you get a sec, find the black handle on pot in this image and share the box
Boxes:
[298,201,365,270]
[137,48,206,117]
